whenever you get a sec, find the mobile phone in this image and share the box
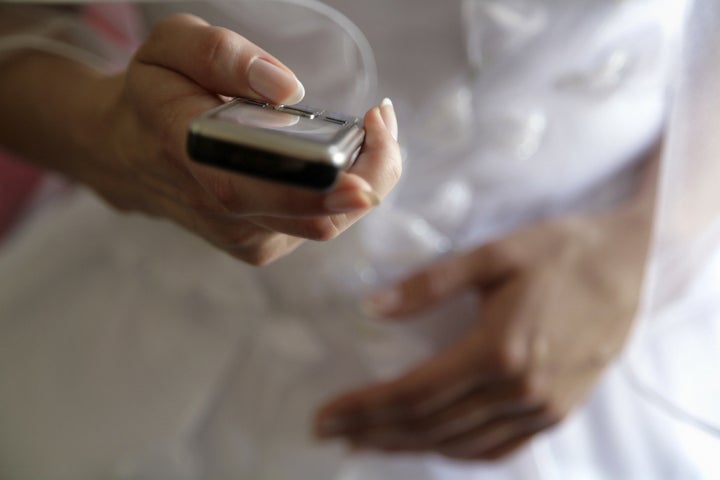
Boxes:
[187,98,365,190]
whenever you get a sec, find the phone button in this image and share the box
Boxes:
[275,104,321,119]
[322,115,349,126]
[241,98,269,108]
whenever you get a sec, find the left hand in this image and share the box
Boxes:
[314,205,652,460]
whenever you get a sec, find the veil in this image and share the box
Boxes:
[624,0,720,437]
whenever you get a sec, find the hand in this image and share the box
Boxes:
[314,203,653,460]
[80,14,401,265]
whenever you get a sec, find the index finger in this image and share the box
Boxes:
[136,13,304,104]
[314,332,501,438]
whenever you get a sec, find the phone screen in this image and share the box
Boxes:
[214,103,342,141]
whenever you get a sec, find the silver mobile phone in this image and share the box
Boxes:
[187,98,365,190]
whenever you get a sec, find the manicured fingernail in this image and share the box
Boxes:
[248,57,305,104]
[325,189,381,213]
[363,288,402,317]
[379,97,398,141]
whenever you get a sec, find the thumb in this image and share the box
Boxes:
[136,13,304,105]
[363,244,515,319]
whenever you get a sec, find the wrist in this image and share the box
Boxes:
[0,52,113,178]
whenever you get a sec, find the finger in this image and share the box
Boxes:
[220,232,304,266]
[364,244,517,319]
[123,183,301,265]
[129,84,381,220]
[438,411,557,460]
[343,383,535,452]
[136,13,304,104]
[314,332,505,439]
[405,384,539,448]
[247,214,351,242]
[472,435,533,461]
[191,166,380,217]
[207,102,400,216]
[189,101,399,218]
[346,102,402,198]
[196,213,306,265]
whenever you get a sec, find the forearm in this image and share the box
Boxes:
[0,52,114,180]
[0,4,117,180]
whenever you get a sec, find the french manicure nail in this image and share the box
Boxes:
[248,57,305,104]
[379,97,398,141]
[325,189,381,213]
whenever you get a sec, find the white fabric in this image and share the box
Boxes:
[1,0,720,479]
[624,0,720,439]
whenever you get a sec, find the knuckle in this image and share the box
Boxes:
[144,14,193,51]
[242,250,277,267]
[515,373,545,404]
[479,239,526,274]
[222,238,280,266]
[538,402,566,426]
[205,176,242,213]
[197,26,235,71]
[213,229,249,252]
[491,343,527,377]
[205,223,260,259]
[387,155,403,184]
[301,218,340,241]
[423,262,458,298]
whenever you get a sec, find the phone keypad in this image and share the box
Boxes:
[322,111,353,126]
[241,98,269,108]
[275,104,319,119]
[238,97,354,127]
[321,116,348,126]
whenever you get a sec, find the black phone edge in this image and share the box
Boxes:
[187,132,341,190]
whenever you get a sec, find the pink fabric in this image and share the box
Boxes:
[82,3,143,70]
[0,151,42,239]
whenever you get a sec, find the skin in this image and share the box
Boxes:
[315,145,660,461]
[0,13,401,265]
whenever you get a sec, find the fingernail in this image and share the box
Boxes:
[325,189,381,213]
[248,57,305,105]
[379,97,398,141]
[363,288,402,317]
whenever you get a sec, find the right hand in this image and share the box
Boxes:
[84,14,401,265]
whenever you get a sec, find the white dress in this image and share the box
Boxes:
[1,1,719,479]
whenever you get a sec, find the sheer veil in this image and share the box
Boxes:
[626,0,720,438]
